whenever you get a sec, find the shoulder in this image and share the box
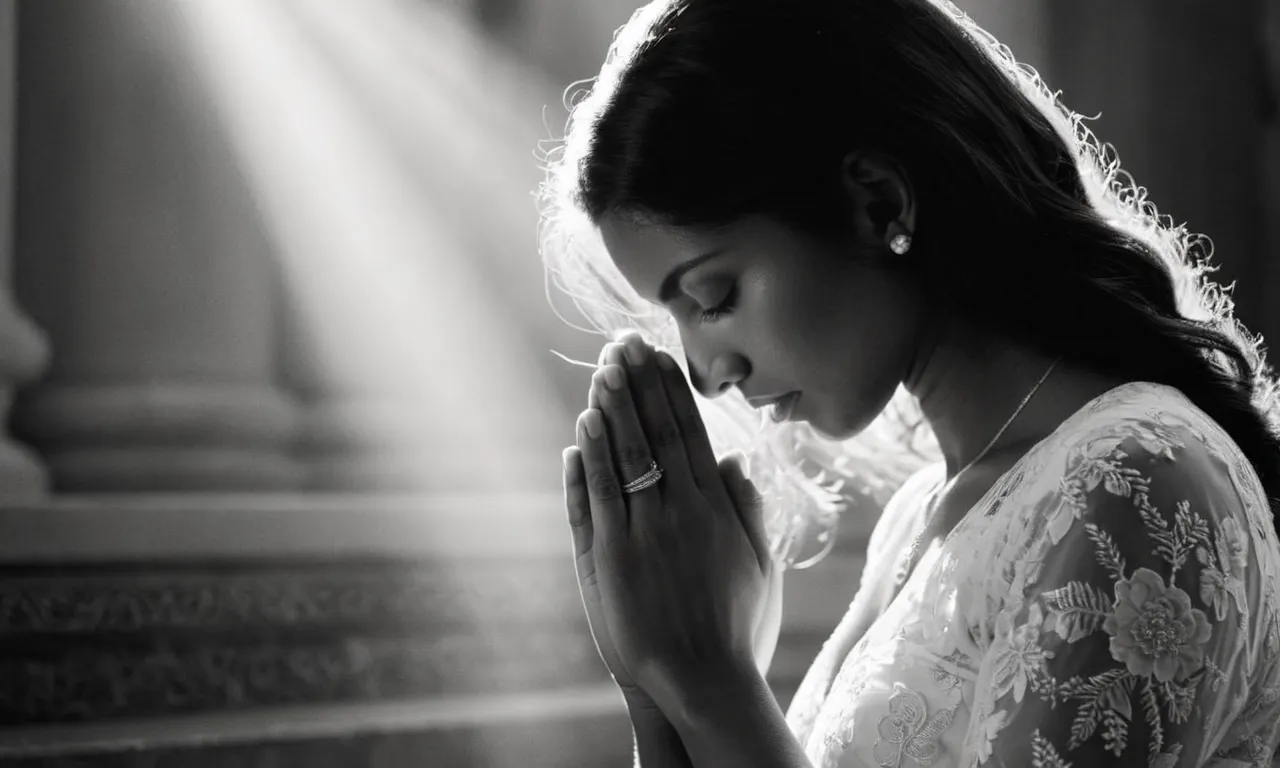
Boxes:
[1015,380,1280,614]
[866,460,945,561]
[1044,381,1268,537]
[966,381,1280,767]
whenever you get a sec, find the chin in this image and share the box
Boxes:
[798,409,845,441]
[806,405,879,442]
[812,422,860,442]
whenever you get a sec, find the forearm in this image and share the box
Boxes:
[666,664,812,768]
[628,697,695,768]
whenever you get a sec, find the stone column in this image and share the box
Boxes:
[172,0,569,494]
[10,0,301,492]
[0,0,49,501]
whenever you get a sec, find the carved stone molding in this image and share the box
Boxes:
[0,561,579,635]
[2,630,603,725]
[0,560,605,725]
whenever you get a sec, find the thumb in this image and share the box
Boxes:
[719,451,770,572]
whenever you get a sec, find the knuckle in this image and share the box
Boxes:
[590,368,608,389]
[678,409,707,439]
[615,442,651,471]
[652,421,684,449]
[603,343,627,365]
[588,470,622,501]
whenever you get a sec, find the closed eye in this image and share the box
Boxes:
[698,283,738,323]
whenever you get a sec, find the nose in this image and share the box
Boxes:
[686,350,745,400]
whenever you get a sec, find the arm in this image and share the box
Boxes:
[660,659,813,768]
[653,465,945,768]
[629,696,696,768]
[963,427,1260,766]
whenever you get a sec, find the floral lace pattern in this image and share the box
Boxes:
[786,382,1280,767]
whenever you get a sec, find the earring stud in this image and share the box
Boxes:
[889,234,912,255]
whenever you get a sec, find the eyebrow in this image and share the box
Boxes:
[657,248,725,305]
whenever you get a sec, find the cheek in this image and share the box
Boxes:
[762,268,873,358]
[791,272,917,411]
[743,273,822,361]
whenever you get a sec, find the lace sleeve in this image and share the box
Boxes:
[786,462,943,744]
[962,424,1279,767]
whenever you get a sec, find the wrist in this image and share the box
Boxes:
[627,692,694,768]
[664,662,803,768]
[660,657,769,732]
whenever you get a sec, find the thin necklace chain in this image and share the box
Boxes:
[896,356,1063,586]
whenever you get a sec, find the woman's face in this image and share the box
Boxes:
[598,212,926,440]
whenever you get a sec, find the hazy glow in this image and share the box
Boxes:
[173,0,570,493]
[168,4,589,758]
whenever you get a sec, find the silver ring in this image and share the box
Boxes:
[622,460,664,494]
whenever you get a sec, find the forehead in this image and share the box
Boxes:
[597,214,710,303]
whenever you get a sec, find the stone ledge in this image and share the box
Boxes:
[0,493,874,757]
[0,560,583,634]
[0,686,631,766]
[1,629,606,726]
[0,492,569,563]
[0,556,603,726]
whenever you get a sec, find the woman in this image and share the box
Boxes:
[540,1,1280,765]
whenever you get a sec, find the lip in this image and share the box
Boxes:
[765,391,800,423]
[747,391,794,408]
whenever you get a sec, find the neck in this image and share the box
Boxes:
[903,320,1061,477]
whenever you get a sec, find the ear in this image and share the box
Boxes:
[839,149,917,246]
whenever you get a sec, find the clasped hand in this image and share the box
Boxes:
[562,332,782,716]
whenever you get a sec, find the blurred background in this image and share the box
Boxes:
[0,0,1274,765]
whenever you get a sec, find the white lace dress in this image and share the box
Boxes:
[785,381,1280,767]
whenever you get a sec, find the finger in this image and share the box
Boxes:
[719,453,771,572]
[589,342,627,409]
[591,364,663,507]
[563,446,593,560]
[593,343,621,411]
[597,341,622,367]
[616,332,695,491]
[577,408,628,543]
[654,348,725,500]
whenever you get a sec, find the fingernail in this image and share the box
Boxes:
[584,409,603,438]
[603,365,624,390]
[625,337,647,366]
[562,446,574,471]
[656,350,677,371]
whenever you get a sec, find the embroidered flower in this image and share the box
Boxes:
[991,604,1053,702]
[1197,517,1249,621]
[1216,517,1249,577]
[872,683,955,767]
[1104,568,1212,683]
[1198,564,1244,624]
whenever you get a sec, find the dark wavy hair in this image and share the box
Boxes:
[537,0,1280,566]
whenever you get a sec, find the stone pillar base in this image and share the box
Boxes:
[12,383,300,492]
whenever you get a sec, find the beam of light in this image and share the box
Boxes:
[286,0,566,343]
[165,4,600,763]
[172,0,573,494]
[283,0,599,419]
